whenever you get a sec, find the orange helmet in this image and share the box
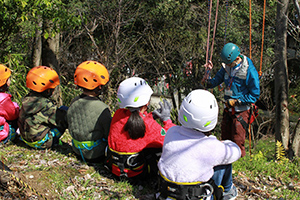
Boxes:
[0,64,11,87]
[26,66,60,92]
[74,61,109,90]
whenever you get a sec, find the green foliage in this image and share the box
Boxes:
[234,136,300,199]
[2,54,29,105]
[276,140,286,161]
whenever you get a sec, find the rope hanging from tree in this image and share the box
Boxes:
[249,0,252,59]
[204,0,220,83]
[224,0,229,45]
[218,0,229,92]
[249,0,266,77]
[259,0,266,77]
[248,0,266,155]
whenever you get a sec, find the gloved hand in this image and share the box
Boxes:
[225,99,241,108]
[152,99,171,122]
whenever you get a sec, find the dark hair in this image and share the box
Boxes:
[124,110,145,139]
[41,88,55,98]
[80,86,102,96]
[0,83,8,92]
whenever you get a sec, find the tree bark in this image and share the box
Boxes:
[274,0,290,151]
[293,0,300,25]
[32,18,42,67]
[291,119,300,157]
[42,19,62,105]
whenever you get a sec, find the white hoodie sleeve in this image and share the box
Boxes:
[220,140,242,164]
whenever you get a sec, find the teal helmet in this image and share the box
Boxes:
[220,43,240,64]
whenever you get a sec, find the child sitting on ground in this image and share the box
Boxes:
[157,89,241,200]
[67,61,112,163]
[105,77,175,182]
[18,66,68,149]
[0,64,19,143]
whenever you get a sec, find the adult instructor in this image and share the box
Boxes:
[202,43,260,157]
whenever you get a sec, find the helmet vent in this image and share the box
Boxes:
[5,68,7,72]
[227,52,232,59]
[84,78,88,82]
[210,105,212,109]
[93,79,98,82]
[33,81,37,85]
[49,80,54,83]
[41,83,45,86]
[134,83,137,86]
[140,80,143,85]
[189,100,192,103]
[101,75,105,79]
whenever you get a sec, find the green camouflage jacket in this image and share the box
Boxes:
[18,92,68,148]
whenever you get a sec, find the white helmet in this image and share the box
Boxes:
[179,89,219,132]
[117,77,153,108]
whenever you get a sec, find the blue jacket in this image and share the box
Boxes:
[208,55,260,105]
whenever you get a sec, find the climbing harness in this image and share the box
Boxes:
[21,128,61,149]
[235,103,259,155]
[104,146,145,178]
[72,138,106,163]
[0,125,16,144]
[157,172,224,200]
[224,103,259,155]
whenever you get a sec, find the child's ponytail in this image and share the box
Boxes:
[124,110,145,139]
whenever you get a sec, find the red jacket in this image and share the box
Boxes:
[0,93,19,141]
[108,108,175,153]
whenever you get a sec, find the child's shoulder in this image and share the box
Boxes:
[0,92,12,101]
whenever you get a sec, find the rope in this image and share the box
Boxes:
[210,0,220,62]
[259,0,266,77]
[204,0,220,86]
[0,160,48,200]
[206,0,213,64]
[249,0,252,59]
[219,0,228,92]
[224,0,229,44]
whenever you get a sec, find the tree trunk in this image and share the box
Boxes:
[32,18,42,67]
[274,0,290,151]
[42,19,62,105]
[291,119,300,157]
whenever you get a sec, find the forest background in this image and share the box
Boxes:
[2,0,300,154]
[1,0,300,199]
